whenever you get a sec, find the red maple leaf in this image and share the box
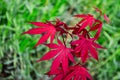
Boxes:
[74,14,95,32]
[90,19,102,39]
[37,39,74,73]
[46,68,66,80]
[46,18,69,35]
[23,22,56,47]
[94,7,102,15]
[64,65,92,80]
[74,14,103,40]
[71,36,104,63]
[104,14,110,23]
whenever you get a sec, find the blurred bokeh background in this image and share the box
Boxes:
[0,0,120,80]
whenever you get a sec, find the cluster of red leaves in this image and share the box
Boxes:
[23,8,109,80]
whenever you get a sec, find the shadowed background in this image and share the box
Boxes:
[0,0,120,80]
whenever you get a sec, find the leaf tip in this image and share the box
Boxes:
[104,14,110,23]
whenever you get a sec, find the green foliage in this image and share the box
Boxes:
[0,0,120,80]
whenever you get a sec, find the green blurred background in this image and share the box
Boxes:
[0,0,120,80]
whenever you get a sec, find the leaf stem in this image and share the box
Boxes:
[62,34,66,47]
